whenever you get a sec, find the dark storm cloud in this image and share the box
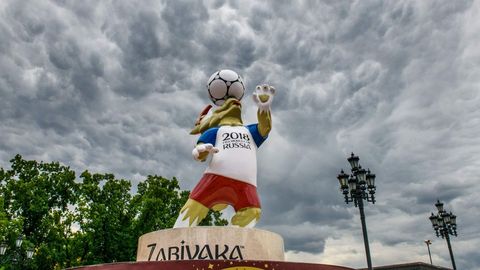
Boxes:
[278,225,327,253]
[1,0,479,269]
[412,182,470,206]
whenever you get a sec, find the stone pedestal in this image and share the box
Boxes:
[68,260,355,270]
[67,227,355,270]
[136,227,284,262]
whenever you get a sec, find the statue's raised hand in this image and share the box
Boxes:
[252,84,275,113]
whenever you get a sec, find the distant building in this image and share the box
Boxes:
[359,262,451,270]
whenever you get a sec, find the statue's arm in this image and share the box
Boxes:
[192,143,218,162]
[257,110,271,137]
[191,128,219,162]
[253,84,275,137]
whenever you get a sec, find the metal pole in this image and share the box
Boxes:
[444,233,456,270]
[357,197,373,270]
[425,241,432,265]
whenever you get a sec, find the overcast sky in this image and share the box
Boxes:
[1,0,479,269]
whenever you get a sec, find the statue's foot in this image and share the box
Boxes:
[174,199,209,227]
[211,203,228,212]
[231,207,261,227]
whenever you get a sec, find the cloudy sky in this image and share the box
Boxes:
[1,0,479,269]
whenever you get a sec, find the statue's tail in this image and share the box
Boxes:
[194,105,212,127]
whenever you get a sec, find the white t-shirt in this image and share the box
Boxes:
[198,124,267,186]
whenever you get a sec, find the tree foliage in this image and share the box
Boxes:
[0,155,226,269]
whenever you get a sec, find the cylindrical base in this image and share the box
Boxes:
[136,227,284,261]
[67,260,355,270]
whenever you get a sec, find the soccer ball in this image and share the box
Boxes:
[207,69,245,106]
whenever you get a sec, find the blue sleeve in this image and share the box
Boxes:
[197,127,219,145]
[247,124,267,147]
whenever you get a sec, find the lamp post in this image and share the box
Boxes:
[429,200,457,270]
[12,235,23,265]
[337,153,376,270]
[0,235,35,269]
[0,242,7,266]
[424,239,433,265]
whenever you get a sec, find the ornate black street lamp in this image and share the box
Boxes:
[337,153,376,270]
[429,200,457,270]
[11,235,23,265]
[0,235,35,269]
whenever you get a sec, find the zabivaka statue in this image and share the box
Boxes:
[174,69,275,228]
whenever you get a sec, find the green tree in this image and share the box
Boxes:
[131,175,189,235]
[199,209,229,226]
[74,171,135,265]
[0,156,227,269]
[130,175,227,235]
[0,195,24,270]
[0,155,78,270]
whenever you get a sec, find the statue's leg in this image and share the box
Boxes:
[175,174,217,228]
[211,203,228,212]
[174,199,209,227]
[231,207,262,227]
